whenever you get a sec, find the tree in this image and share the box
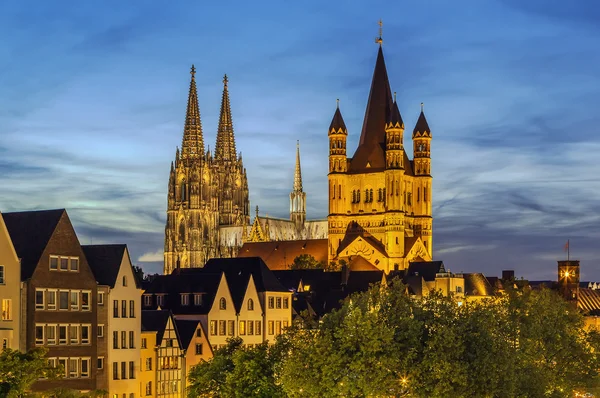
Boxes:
[289,254,324,270]
[0,347,61,397]
[132,265,145,285]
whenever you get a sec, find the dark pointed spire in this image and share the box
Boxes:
[215,74,237,163]
[181,65,204,160]
[329,99,347,134]
[358,46,393,146]
[413,103,431,138]
[294,140,303,192]
[386,92,404,129]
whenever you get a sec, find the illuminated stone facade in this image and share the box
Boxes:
[164,67,250,274]
[327,42,433,273]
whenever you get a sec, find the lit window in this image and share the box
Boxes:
[35,325,44,345]
[145,357,153,370]
[219,297,226,310]
[283,321,289,329]
[210,321,217,335]
[268,321,274,335]
[46,325,57,345]
[239,321,246,335]
[70,291,79,311]
[145,382,152,396]
[283,297,289,309]
[248,299,254,311]
[268,297,274,309]
[276,297,282,309]
[81,291,90,311]
[46,290,57,310]
[1,299,12,320]
[70,325,79,344]
[195,344,203,355]
[248,320,254,335]
[70,258,79,271]
[35,289,45,310]
[256,321,262,335]
[276,321,282,335]
[219,320,226,336]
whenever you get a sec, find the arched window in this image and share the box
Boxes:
[181,182,186,201]
[352,190,356,203]
[123,276,127,287]
[370,189,374,203]
[357,190,361,203]
[219,297,226,310]
[331,141,335,149]
[248,299,254,311]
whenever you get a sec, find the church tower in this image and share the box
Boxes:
[326,22,434,272]
[164,67,250,274]
[290,141,306,228]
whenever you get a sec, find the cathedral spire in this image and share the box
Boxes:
[181,65,205,160]
[215,74,237,163]
[294,140,303,192]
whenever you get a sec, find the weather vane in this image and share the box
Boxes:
[375,20,383,45]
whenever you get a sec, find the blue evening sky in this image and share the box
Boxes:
[1,0,599,280]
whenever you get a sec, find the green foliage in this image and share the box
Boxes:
[187,282,600,398]
[289,254,327,270]
[0,347,61,397]
[40,388,108,398]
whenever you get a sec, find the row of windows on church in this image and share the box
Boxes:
[345,187,428,204]
[330,139,345,149]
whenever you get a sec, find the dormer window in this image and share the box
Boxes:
[181,294,189,306]
[219,297,226,310]
[194,294,203,306]
[248,299,254,311]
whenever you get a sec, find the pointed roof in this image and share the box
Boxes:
[328,102,347,134]
[350,46,393,172]
[2,209,65,280]
[141,310,177,345]
[215,74,237,163]
[386,95,404,129]
[412,105,431,138]
[181,65,204,160]
[83,244,140,289]
[293,141,303,192]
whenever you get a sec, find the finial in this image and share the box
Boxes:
[421,102,424,112]
[190,65,196,78]
[255,205,259,217]
[394,91,397,103]
[336,98,340,109]
[375,20,383,45]
[297,139,300,148]
[223,74,228,86]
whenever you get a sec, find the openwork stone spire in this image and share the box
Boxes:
[215,74,237,162]
[294,140,303,192]
[181,65,204,160]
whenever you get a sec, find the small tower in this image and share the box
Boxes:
[558,259,580,304]
[385,93,404,170]
[290,141,306,228]
[413,103,433,255]
[328,100,348,217]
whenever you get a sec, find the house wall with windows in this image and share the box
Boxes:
[206,274,237,351]
[96,285,109,391]
[5,210,100,392]
[157,316,182,398]
[181,322,212,388]
[0,213,20,351]
[139,330,157,398]
[237,276,263,347]
[261,290,293,343]
[106,251,142,396]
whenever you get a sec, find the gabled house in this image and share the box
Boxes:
[142,310,183,398]
[0,212,21,350]
[174,319,212,389]
[83,244,142,396]
[2,209,98,392]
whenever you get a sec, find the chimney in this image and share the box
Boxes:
[502,270,514,281]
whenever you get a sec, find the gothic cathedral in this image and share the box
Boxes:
[164,67,250,274]
[327,39,433,272]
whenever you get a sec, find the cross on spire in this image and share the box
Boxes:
[375,19,383,45]
[190,64,196,77]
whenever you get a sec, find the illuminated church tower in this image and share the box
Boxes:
[327,23,433,272]
[164,67,250,274]
[290,141,306,228]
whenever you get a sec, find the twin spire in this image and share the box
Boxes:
[293,140,303,192]
[180,66,238,162]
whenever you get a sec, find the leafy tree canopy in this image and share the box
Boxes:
[0,348,61,398]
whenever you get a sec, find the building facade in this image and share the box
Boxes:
[139,330,157,398]
[83,245,142,397]
[0,212,21,351]
[3,209,99,391]
[327,40,433,272]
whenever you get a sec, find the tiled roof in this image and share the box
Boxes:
[238,239,328,270]
[203,257,289,294]
[406,261,445,282]
[82,244,128,288]
[2,209,65,281]
[174,319,200,350]
[142,310,175,345]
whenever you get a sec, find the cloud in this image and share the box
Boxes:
[138,249,164,263]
